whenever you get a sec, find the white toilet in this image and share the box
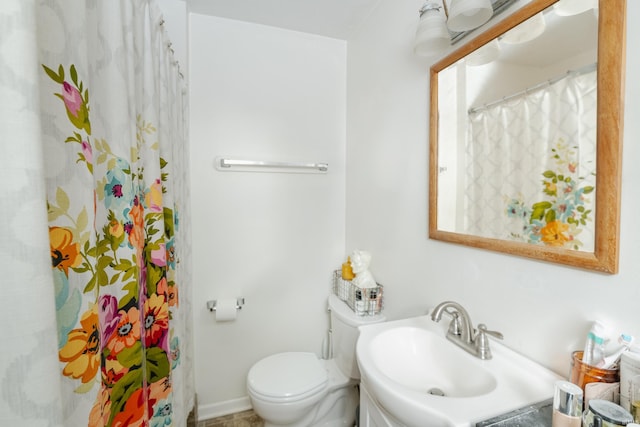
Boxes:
[247,294,385,427]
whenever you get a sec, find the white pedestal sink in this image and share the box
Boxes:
[356,315,562,427]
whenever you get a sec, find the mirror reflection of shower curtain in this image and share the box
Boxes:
[464,67,597,248]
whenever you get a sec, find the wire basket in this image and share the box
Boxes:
[332,270,383,316]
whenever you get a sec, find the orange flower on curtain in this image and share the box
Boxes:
[49,226,82,276]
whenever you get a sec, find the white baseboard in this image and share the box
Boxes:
[197,396,253,421]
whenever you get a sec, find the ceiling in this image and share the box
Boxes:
[187,0,383,40]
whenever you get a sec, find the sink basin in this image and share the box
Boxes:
[357,315,562,427]
[370,326,497,398]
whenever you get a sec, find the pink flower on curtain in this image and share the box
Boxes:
[81,140,93,164]
[62,82,82,116]
[98,295,120,350]
[151,243,166,267]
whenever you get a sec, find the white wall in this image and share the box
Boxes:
[189,14,346,417]
[347,0,640,378]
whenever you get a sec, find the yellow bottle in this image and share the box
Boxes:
[341,257,355,280]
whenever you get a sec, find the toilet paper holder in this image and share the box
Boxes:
[207,297,245,312]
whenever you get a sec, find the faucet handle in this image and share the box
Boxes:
[448,312,462,337]
[476,324,503,340]
[474,324,503,360]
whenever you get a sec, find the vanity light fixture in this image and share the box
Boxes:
[414,0,494,57]
[447,0,494,32]
[413,2,451,56]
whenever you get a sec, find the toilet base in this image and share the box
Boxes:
[260,383,359,427]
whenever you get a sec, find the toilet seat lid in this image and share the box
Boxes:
[248,352,327,399]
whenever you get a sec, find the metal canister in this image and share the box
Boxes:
[582,400,633,427]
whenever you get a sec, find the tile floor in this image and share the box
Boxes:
[196,409,264,427]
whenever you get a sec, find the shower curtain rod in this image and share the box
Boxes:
[468,62,597,115]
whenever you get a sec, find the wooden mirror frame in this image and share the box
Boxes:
[428,0,626,273]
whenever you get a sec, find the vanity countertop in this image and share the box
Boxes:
[475,398,552,427]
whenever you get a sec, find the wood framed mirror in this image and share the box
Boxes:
[428,0,626,273]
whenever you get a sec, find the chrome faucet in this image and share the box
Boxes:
[430,301,503,360]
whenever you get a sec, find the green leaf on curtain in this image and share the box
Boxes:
[110,272,121,285]
[163,208,174,239]
[57,64,64,80]
[117,341,143,368]
[70,64,78,86]
[160,158,168,169]
[84,274,97,293]
[108,368,143,425]
[56,187,70,213]
[97,238,111,256]
[119,280,138,308]
[77,207,88,233]
[146,347,170,383]
[97,152,108,165]
[545,209,556,223]
[146,265,163,295]
[79,231,90,245]
[97,255,114,270]
[122,265,137,282]
[42,64,64,84]
[114,258,133,271]
[95,177,107,201]
[47,202,63,222]
[583,186,594,194]
[74,377,96,394]
[97,269,109,287]
[530,201,552,222]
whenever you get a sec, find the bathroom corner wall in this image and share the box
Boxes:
[189,14,347,418]
[346,0,640,376]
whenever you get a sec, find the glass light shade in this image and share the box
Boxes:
[413,5,451,57]
[554,0,598,16]
[501,12,546,44]
[447,0,494,32]
[465,39,500,66]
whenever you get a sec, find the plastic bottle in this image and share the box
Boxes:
[601,334,634,369]
[583,321,607,367]
[341,257,355,280]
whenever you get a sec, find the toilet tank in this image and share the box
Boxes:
[328,294,385,379]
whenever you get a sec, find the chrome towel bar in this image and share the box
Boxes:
[216,158,328,173]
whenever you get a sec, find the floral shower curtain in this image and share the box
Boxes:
[0,1,193,426]
[464,67,597,251]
